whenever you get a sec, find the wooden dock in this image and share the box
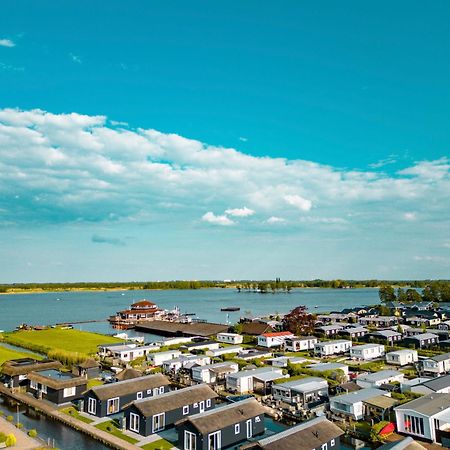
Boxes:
[0,385,141,450]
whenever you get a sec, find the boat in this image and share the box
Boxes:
[220,307,240,312]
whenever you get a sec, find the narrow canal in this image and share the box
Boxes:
[0,395,110,450]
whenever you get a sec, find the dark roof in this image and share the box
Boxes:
[77,359,99,369]
[241,416,344,450]
[176,398,265,435]
[182,340,217,349]
[28,371,86,390]
[1,359,62,377]
[241,323,274,335]
[338,382,361,393]
[419,374,450,392]
[395,393,450,416]
[136,321,229,337]
[130,385,218,417]
[89,373,170,400]
[115,368,143,381]
[377,437,427,450]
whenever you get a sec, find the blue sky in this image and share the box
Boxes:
[0,1,449,281]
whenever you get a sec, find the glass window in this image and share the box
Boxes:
[63,386,75,397]
[137,391,143,400]
[183,405,189,415]
[235,424,240,434]
[107,398,120,415]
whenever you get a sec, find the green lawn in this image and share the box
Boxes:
[4,329,122,356]
[140,439,174,450]
[87,378,104,389]
[95,421,139,444]
[60,406,94,424]
[0,344,41,366]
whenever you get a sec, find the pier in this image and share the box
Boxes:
[135,320,229,337]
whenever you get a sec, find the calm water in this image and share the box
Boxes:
[0,288,380,334]
[0,395,109,450]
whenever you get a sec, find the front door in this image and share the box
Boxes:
[129,413,140,433]
[87,397,96,415]
[199,401,205,413]
[246,419,252,438]
[184,431,196,450]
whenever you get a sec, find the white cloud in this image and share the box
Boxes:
[0,108,448,235]
[0,39,15,48]
[201,212,234,226]
[225,207,254,217]
[403,212,417,221]
[266,216,286,224]
[284,194,312,211]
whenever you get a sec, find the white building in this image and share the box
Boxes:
[216,333,243,345]
[97,344,161,363]
[226,367,284,394]
[395,393,450,442]
[422,353,450,376]
[257,332,295,348]
[272,377,328,406]
[162,354,210,373]
[356,370,404,388]
[205,345,243,357]
[350,344,385,361]
[386,349,418,366]
[330,388,389,420]
[191,361,239,384]
[314,340,352,357]
[410,374,450,395]
[147,350,182,367]
[284,336,318,351]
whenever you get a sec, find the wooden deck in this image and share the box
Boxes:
[0,385,141,450]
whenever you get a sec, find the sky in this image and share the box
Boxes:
[0,1,449,282]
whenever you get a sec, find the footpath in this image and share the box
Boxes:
[0,416,40,450]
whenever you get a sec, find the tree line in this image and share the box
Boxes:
[379,280,450,303]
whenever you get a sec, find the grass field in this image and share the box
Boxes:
[95,421,139,444]
[3,328,122,356]
[0,344,39,366]
[141,438,174,450]
[60,406,94,424]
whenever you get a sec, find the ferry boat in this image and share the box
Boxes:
[220,307,240,312]
[108,300,164,329]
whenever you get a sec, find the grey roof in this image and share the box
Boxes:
[275,377,327,392]
[331,388,386,405]
[387,349,417,356]
[371,330,402,338]
[357,370,402,382]
[419,374,450,392]
[395,393,450,416]
[431,352,450,362]
[315,340,351,346]
[377,437,427,450]
[242,416,344,450]
[253,372,287,383]
[130,384,218,417]
[177,398,265,435]
[308,362,347,372]
[228,367,281,379]
[406,333,438,340]
[89,373,170,401]
[351,343,384,350]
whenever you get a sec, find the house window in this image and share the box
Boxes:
[183,405,189,415]
[129,413,140,433]
[63,386,75,397]
[152,413,165,433]
[255,416,261,423]
[159,386,164,394]
[330,439,335,446]
[206,399,211,408]
[147,389,152,395]
[208,430,221,450]
[137,391,143,400]
[235,424,240,434]
[87,397,96,415]
[153,388,159,396]
[107,397,120,415]
[184,431,196,450]
[322,444,328,450]
[193,402,198,408]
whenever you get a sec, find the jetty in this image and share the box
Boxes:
[135,320,229,337]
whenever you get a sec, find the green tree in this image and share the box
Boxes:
[379,285,396,303]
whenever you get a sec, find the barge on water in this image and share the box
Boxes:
[221,307,240,312]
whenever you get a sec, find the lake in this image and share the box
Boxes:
[0,288,380,335]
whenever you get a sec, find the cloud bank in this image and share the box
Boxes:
[0,108,449,236]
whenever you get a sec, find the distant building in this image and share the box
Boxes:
[314,340,352,357]
[350,344,385,361]
[386,349,418,366]
[284,336,318,351]
[257,332,294,348]
[191,362,239,384]
[272,377,328,408]
[421,352,450,376]
[356,370,404,389]
[226,367,284,394]
[216,333,243,345]
[403,333,439,349]
[1,358,62,388]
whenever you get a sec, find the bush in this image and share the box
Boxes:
[6,416,13,422]
[15,422,23,429]
[28,429,38,438]
[5,434,16,447]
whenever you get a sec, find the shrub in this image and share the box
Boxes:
[6,415,13,422]
[28,429,38,438]
[5,434,17,447]
[15,422,23,429]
